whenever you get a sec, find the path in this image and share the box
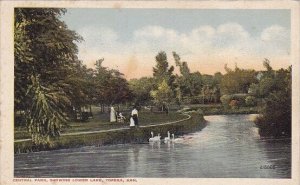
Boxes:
[14,114,191,143]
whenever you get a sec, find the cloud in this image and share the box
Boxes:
[75,23,290,78]
[261,25,289,42]
[258,25,290,55]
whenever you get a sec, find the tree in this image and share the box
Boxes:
[254,62,291,137]
[153,51,175,87]
[220,64,257,95]
[150,80,173,112]
[173,52,202,97]
[14,8,83,145]
[129,77,156,105]
[248,59,281,98]
[173,52,190,76]
[93,58,132,111]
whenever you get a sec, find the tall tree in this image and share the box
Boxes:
[93,58,132,110]
[153,51,175,86]
[14,8,82,144]
[173,52,202,97]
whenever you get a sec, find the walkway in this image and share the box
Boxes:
[14,113,191,143]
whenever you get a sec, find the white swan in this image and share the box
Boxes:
[164,131,171,143]
[171,133,183,143]
[149,131,154,142]
[153,133,161,142]
[149,133,161,142]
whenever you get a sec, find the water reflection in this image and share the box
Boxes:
[15,114,291,178]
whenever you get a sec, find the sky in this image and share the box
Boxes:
[61,9,290,79]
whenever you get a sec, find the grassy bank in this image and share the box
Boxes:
[15,111,205,153]
[15,108,185,140]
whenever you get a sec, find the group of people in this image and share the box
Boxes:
[110,107,139,127]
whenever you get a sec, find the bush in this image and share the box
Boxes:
[232,94,247,106]
[245,96,257,107]
[220,94,248,108]
[220,95,232,108]
[229,100,239,109]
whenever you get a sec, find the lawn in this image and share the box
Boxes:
[14,106,186,140]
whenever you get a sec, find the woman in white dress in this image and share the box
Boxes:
[110,107,116,122]
[130,116,135,127]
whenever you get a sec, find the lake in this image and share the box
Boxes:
[14,114,291,178]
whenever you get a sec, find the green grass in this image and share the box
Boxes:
[14,104,257,140]
[14,107,186,140]
[14,111,205,153]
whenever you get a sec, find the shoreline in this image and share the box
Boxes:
[14,111,206,154]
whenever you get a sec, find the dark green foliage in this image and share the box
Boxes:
[245,96,257,107]
[220,64,258,95]
[129,77,156,105]
[151,51,176,108]
[173,52,203,98]
[150,80,173,110]
[93,58,132,108]
[254,64,291,137]
[153,51,175,86]
[14,8,83,144]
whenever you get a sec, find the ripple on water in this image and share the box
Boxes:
[14,114,291,178]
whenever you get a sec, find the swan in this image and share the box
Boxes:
[164,131,171,143]
[149,131,155,142]
[171,133,183,143]
[152,133,161,142]
[149,133,161,142]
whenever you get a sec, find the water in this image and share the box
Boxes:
[14,114,291,178]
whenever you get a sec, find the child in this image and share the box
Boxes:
[130,116,135,127]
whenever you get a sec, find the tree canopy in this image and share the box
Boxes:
[253,63,291,137]
[220,64,258,95]
[173,52,203,97]
[14,8,83,144]
[153,51,175,86]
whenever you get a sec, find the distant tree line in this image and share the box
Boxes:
[129,51,223,109]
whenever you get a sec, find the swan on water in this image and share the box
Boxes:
[149,131,154,142]
[149,133,161,142]
[164,131,171,143]
[154,133,161,141]
[171,133,183,143]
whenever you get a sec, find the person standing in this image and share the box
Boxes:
[129,116,135,128]
[110,106,117,122]
[131,107,139,127]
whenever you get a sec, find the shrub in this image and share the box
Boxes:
[245,96,257,107]
[220,95,232,108]
[221,94,248,108]
[229,99,239,109]
[232,94,247,106]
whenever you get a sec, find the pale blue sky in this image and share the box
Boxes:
[62,9,290,41]
[61,9,291,78]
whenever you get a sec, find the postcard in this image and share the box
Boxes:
[0,1,299,185]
